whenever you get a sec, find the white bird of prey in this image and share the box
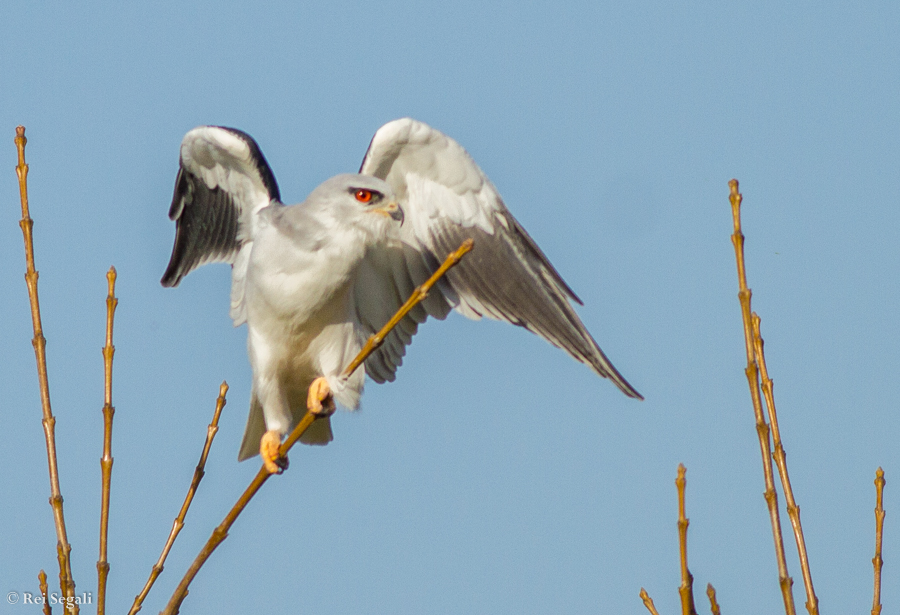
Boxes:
[162,118,641,473]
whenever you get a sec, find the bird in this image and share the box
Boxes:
[161,118,641,473]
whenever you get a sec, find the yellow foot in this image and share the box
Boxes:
[307,376,336,416]
[260,430,288,474]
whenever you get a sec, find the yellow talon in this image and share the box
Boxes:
[307,377,335,416]
[260,430,287,474]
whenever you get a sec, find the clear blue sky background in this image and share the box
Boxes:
[2,2,898,614]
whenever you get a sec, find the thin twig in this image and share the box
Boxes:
[15,126,77,607]
[161,239,474,615]
[97,267,118,615]
[751,313,818,614]
[55,544,67,600]
[128,382,228,615]
[640,588,662,615]
[706,584,721,615]
[39,570,52,615]
[159,443,290,615]
[676,464,697,615]
[340,238,474,380]
[872,468,886,615]
[728,179,795,615]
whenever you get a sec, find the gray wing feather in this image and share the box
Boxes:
[357,118,642,399]
[161,166,242,286]
[161,126,281,324]
[353,245,450,383]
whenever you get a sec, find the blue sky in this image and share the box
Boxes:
[1,1,898,613]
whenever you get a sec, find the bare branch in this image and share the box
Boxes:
[161,240,473,615]
[751,313,818,614]
[340,238,473,380]
[640,588,662,615]
[15,126,77,608]
[728,179,795,615]
[38,570,52,615]
[128,382,229,615]
[97,267,118,615]
[706,584,721,615]
[676,464,697,615]
[872,468,886,615]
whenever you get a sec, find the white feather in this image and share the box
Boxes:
[355,118,642,398]
[164,119,642,465]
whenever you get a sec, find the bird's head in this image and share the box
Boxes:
[308,174,404,239]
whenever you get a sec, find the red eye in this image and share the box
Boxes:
[355,189,373,203]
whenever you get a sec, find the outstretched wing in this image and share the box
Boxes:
[355,118,641,399]
[161,126,280,324]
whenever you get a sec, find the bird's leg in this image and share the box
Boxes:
[259,378,333,474]
[260,430,288,474]
[307,376,336,416]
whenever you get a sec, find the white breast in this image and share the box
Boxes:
[245,211,365,328]
[242,207,370,410]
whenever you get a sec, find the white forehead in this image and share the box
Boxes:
[314,173,395,200]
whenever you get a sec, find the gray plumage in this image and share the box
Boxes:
[162,119,641,463]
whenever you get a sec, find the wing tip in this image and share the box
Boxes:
[622,384,644,400]
[604,367,643,400]
[160,258,186,287]
[580,341,642,400]
[160,251,185,287]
